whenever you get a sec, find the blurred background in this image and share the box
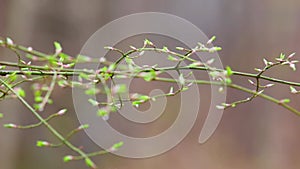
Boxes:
[1,0,300,169]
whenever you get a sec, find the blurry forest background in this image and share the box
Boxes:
[1,0,300,169]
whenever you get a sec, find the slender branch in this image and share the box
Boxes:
[0,78,95,167]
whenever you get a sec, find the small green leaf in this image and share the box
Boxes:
[57,80,68,87]
[225,78,232,84]
[207,36,216,44]
[35,96,43,103]
[279,53,285,59]
[97,109,108,117]
[209,46,222,52]
[36,141,50,147]
[0,113,3,118]
[16,88,26,98]
[179,74,185,85]
[144,39,153,46]
[85,158,96,168]
[168,55,178,61]
[290,86,298,94]
[112,141,124,150]
[182,86,189,92]
[108,63,116,71]
[77,55,92,62]
[176,47,184,50]
[85,88,100,95]
[226,66,233,76]
[4,123,17,128]
[79,73,90,80]
[54,41,62,54]
[162,46,169,52]
[143,70,156,82]
[281,99,290,103]
[63,155,73,162]
[113,84,127,94]
[88,99,99,106]
[78,124,89,130]
[6,37,14,45]
[56,109,67,115]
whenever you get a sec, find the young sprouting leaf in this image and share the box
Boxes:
[179,73,185,85]
[85,88,100,95]
[279,53,285,59]
[54,41,62,54]
[97,109,108,117]
[162,46,169,52]
[85,158,96,169]
[226,66,233,76]
[77,124,89,130]
[111,141,124,151]
[112,84,127,94]
[290,86,298,94]
[209,46,222,53]
[76,55,92,62]
[144,39,154,46]
[36,141,50,147]
[288,52,296,59]
[6,37,14,45]
[168,55,179,61]
[263,58,268,66]
[182,86,189,92]
[207,36,216,44]
[4,123,17,128]
[79,73,90,80]
[0,113,3,118]
[56,109,67,116]
[88,99,99,106]
[289,63,296,71]
[15,88,26,98]
[142,70,156,82]
[63,155,74,162]
[216,105,225,110]
[35,96,43,103]
[280,98,290,103]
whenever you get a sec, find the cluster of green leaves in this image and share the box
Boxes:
[1,36,300,168]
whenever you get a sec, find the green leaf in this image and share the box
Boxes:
[168,55,178,61]
[162,46,169,52]
[54,41,62,54]
[279,53,285,59]
[143,70,156,82]
[179,74,185,85]
[85,158,96,168]
[144,39,153,46]
[36,141,50,147]
[97,109,108,117]
[85,88,100,95]
[79,73,90,80]
[290,86,298,94]
[16,88,26,97]
[0,113,3,118]
[113,84,127,94]
[78,124,89,130]
[281,99,290,103]
[4,123,17,128]
[207,36,216,44]
[63,155,73,162]
[77,55,91,62]
[88,99,99,106]
[112,141,124,150]
[6,37,14,45]
[34,96,43,103]
[57,80,68,87]
[226,66,233,76]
